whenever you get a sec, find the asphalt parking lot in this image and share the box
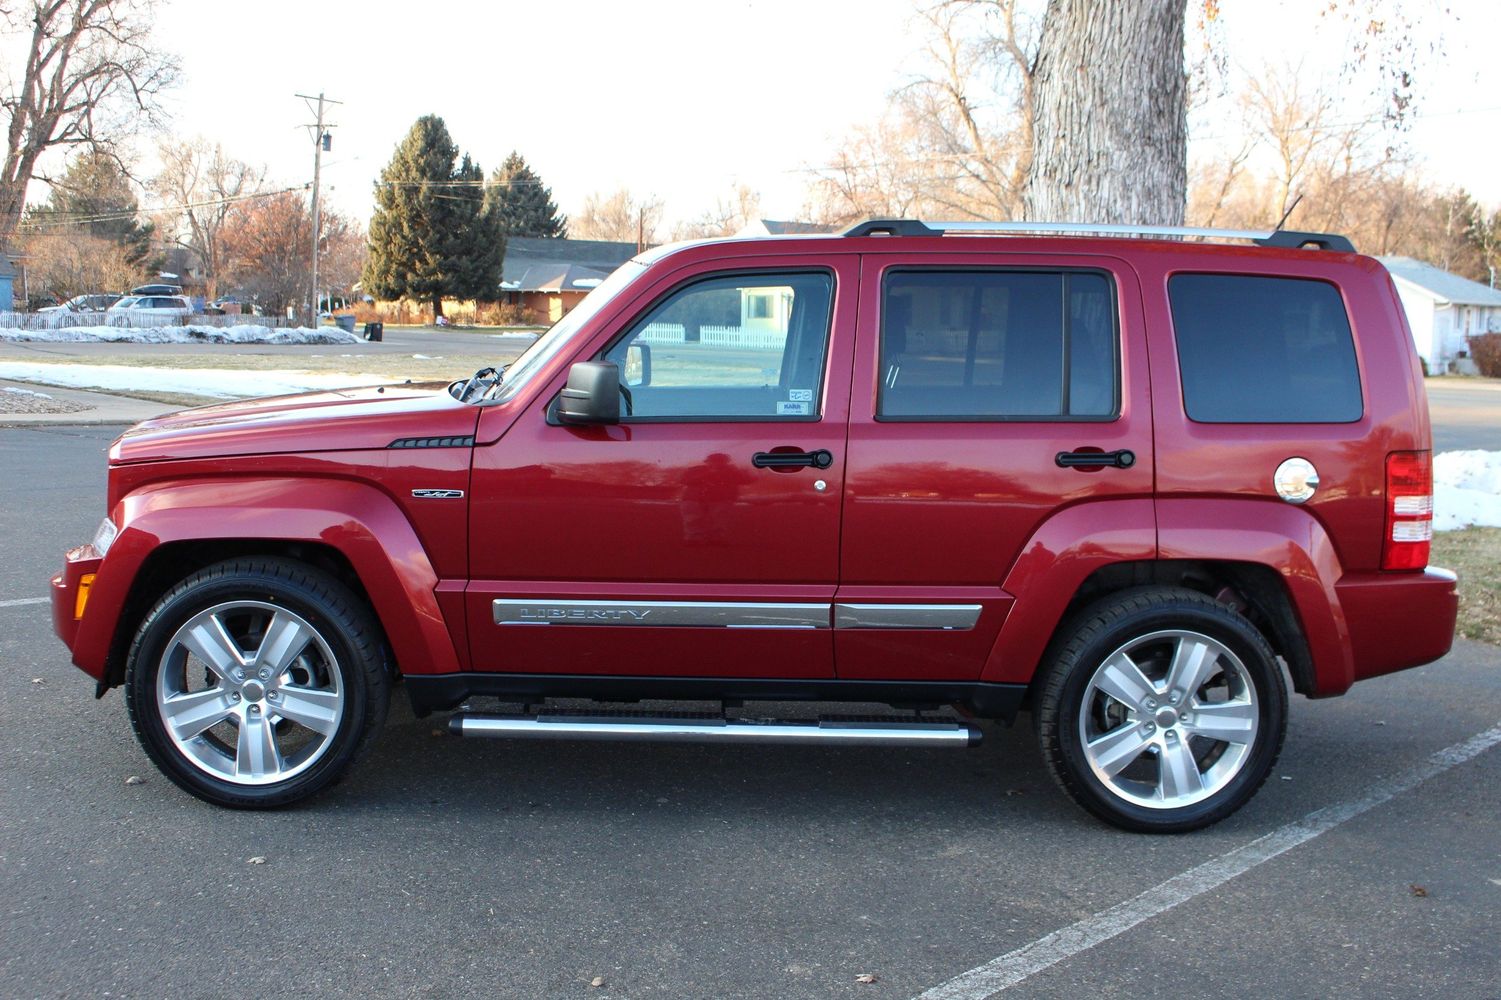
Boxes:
[2,425,1499,1000]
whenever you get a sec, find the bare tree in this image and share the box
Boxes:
[673,185,761,239]
[809,1,1038,225]
[22,228,138,301]
[0,0,176,250]
[152,139,261,301]
[571,188,664,246]
[222,191,359,314]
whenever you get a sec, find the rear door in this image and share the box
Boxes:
[465,254,859,679]
[836,252,1154,680]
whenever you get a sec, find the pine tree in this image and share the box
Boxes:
[26,151,156,272]
[363,115,504,317]
[484,151,567,238]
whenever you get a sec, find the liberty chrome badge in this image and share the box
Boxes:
[412,489,464,500]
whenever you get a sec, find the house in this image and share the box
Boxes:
[1379,256,1501,373]
[734,219,837,237]
[0,256,15,309]
[499,236,638,324]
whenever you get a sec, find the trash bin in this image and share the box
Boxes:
[334,314,357,334]
[363,321,384,342]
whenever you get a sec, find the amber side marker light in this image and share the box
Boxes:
[74,573,96,620]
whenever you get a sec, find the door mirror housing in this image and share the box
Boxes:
[557,361,620,425]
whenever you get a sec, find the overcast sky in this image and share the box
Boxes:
[140,0,1498,227]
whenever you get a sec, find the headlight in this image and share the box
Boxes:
[92,517,118,557]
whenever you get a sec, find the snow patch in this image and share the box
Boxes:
[0,362,397,400]
[1434,450,1501,532]
[0,324,363,345]
[2,385,53,398]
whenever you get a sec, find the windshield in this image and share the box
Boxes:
[491,259,649,403]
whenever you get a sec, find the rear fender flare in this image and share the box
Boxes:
[982,499,1156,684]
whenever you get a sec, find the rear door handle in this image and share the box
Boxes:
[1056,449,1136,469]
[752,449,834,469]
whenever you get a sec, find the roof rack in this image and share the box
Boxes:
[840,218,1356,252]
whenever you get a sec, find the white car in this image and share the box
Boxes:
[106,295,193,326]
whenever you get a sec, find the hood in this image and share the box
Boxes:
[112,381,481,464]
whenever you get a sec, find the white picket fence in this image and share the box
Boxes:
[0,310,291,330]
[637,322,785,351]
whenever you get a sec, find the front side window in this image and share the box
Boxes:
[602,271,834,420]
[1169,274,1363,423]
[878,269,1118,420]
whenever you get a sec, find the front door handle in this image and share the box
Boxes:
[752,449,834,469]
[1056,448,1136,469]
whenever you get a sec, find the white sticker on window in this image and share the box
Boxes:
[788,389,813,402]
[777,401,812,416]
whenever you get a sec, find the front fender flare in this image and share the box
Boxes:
[73,477,460,681]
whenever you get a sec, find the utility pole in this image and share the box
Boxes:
[296,91,341,323]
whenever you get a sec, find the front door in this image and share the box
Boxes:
[465,256,858,679]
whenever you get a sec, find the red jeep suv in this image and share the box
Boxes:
[51,220,1458,831]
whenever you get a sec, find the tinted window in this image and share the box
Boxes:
[602,271,833,420]
[1169,274,1362,423]
[878,270,1117,419]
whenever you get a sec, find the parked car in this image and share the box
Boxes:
[105,295,192,324]
[130,283,183,296]
[50,220,1457,831]
[38,293,123,313]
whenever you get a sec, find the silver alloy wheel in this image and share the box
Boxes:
[1078,629,1259,810]
[155,600,345,786]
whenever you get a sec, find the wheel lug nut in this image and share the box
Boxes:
[1169,692,1181,705]
[258,668,270,681]
[267,691,279,701]
[229,692,240,703]
[248,705,260,715]
[1144,698,1156,709]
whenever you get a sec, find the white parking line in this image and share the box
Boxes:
[0,597,48,609]
[916,722,1501,1000]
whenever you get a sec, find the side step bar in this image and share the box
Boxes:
[449,711,982,748]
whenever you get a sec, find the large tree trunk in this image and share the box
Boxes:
[1024,0,1188,225]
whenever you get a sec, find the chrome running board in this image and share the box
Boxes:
[449,710,981,748]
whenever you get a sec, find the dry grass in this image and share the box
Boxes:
[1431,528,1501,645]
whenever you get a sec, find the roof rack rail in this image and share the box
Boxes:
[840,218,1356,252]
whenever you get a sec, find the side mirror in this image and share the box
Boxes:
[557,361,620,425]
[623,342,651,387]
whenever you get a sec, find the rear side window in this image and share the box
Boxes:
[1169,274,1363,423]
[878,270,1118,420]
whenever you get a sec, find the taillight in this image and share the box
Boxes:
[1383,451,1432,571]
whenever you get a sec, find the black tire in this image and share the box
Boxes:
[124,558,389,808]
[1035,587,1287,833]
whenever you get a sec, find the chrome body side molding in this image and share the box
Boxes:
[493,600,829,629]
[834,603,982,631]
[493,599,984,631]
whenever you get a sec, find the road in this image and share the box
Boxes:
[1427,380,1501,452]
[1,424,1499,999]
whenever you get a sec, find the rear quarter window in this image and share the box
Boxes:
[1168,273,1363,423]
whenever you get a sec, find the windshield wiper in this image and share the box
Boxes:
[457,366,503,403]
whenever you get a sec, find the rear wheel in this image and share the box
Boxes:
[1035,587,1286,832]
[124,558,388,808]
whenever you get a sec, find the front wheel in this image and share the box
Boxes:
[1035,588,1287,833]
[124,558,389,808]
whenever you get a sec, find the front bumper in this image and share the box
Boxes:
[51,545,103,666]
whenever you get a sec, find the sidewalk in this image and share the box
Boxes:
[1426,375,1501,392]
[0,379,180,426]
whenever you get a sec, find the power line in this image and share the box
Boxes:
[17,184,312,231]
